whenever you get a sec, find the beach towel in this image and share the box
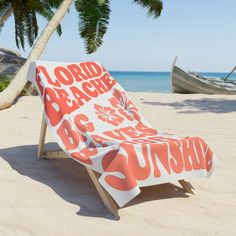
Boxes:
[27,61,217,207]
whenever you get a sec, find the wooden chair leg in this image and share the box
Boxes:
[86,167,119,216]
[37,114,47,158]
[178,179,196,194]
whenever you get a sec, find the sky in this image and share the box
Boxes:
[0,0,236,72]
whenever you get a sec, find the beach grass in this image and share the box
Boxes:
[0,76,37,95]
[0,76,10,92]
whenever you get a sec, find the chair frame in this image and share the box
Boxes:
[38,113,195,216]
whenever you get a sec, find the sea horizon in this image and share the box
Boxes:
[110,70,235,74]
[109,71,236,93]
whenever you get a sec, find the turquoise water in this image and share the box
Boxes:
[110,71,236,93]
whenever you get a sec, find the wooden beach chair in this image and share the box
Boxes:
[37,112,195,216]
[26,60,216,216]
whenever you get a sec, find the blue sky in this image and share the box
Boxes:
[0,0,236,72]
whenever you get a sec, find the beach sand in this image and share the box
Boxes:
[0,93,236,236]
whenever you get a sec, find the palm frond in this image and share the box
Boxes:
[133,0,163,18]
[75,0,111,54]
[25,11,39,47]
[0,0,63,49]
[0,1,11,19]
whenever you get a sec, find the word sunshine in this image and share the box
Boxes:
[102,137,213,191]
[35,62,116,126]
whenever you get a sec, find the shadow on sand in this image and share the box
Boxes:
[0,143,190,220]
[143,97,236,114]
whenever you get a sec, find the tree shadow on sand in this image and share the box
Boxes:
[143,98,236,114]
[0,143,190,220]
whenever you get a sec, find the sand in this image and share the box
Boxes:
[0,93,236,236]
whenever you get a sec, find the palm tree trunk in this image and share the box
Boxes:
[0,6,13,28]
[0,0,73,110]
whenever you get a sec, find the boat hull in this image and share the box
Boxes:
[171,64,236,95]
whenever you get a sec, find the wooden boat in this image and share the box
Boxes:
[171,57,236,95]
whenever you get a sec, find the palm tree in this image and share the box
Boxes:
[0,0,163,109]
[0,0,63,49]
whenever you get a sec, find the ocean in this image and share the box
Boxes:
[110,71,236,93]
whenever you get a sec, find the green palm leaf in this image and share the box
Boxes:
[75,0,111,54]
[0,0,63,50]
[0,2,11,19]
[133,0,163,18]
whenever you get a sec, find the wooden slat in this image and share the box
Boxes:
[178,179,196,195]
[42,150,69,159]
[86,167,119,216]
